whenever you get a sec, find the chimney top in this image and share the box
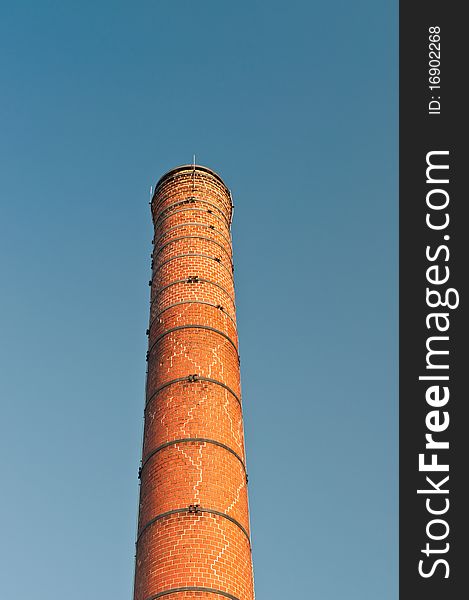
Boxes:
[154,164,230,196]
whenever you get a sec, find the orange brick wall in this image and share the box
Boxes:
[133,165,255,600]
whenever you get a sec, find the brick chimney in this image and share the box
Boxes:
[133,165,255,600]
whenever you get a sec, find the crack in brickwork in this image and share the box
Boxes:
[175,442,204,504]
[209,522,231,581]
[226,478,246,515]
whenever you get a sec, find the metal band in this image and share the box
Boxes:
[150,179,233,212]
[141,437,246,474]
[150,278,236,309]
[154,206,230,234]
[153,235,233,267]
[153,253,234,279]
[153,197,231,229]
[145,376,241,407]
[152,170,232,212]
[137,507,250,545]
[149,301,236,329]
[144,587,240,600]
[153,165,232,194]
[154,222,232,249]
[148,325,239,355]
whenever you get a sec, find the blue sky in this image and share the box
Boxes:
[0,1,397,598]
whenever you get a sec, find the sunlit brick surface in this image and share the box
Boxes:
[133,166,255,600]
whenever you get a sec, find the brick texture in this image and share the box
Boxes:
[133,166,255,600]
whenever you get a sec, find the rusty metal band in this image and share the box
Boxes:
[148,325,239,355]
[141,437,246,475]
[154,206,230,235]
[153,252,234,279]
[153,235,233,267]
[144,587,240,600]
[152,185,232,219]
[150,277,236,309]
[152,196,231,228]
[145,376,241,408]
[154,222,232,249]
[149,300,237,329]
[136,507,251,545]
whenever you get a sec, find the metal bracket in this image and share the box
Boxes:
[187,374,199,383]
[188,504,200,514]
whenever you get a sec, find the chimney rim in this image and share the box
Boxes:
[153,164,231,197]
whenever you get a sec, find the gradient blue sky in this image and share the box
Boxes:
[0,1,397,598]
